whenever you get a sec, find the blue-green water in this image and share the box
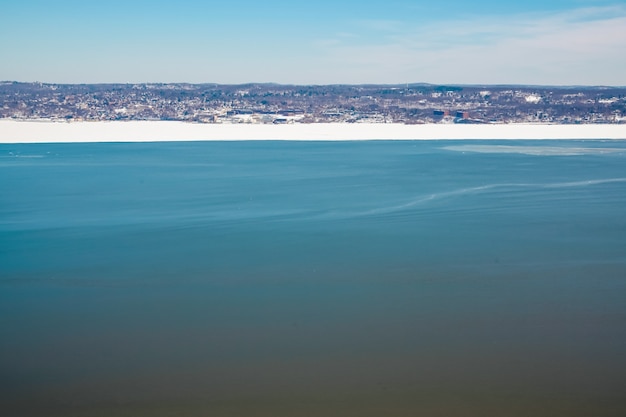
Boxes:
[1,140,626,416]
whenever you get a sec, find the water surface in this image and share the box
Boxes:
[2,140,626,416]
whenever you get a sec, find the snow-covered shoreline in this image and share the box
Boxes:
[1,120,625,143]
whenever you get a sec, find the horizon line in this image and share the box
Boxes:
[2,81,626,89]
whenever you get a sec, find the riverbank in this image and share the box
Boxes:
[1,120,625,143]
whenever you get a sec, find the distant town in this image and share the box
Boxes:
[1,82,625,124]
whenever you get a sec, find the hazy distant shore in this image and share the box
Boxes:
[1,120,625,143]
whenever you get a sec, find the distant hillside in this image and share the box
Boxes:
[1,82,624,124]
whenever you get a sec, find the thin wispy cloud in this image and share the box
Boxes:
[310,5,626,85]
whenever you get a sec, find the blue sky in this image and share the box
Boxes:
[1,0,625,85]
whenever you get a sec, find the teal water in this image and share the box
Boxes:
[1,140,626,416]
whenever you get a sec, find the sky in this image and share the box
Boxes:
[1,0,625,85]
